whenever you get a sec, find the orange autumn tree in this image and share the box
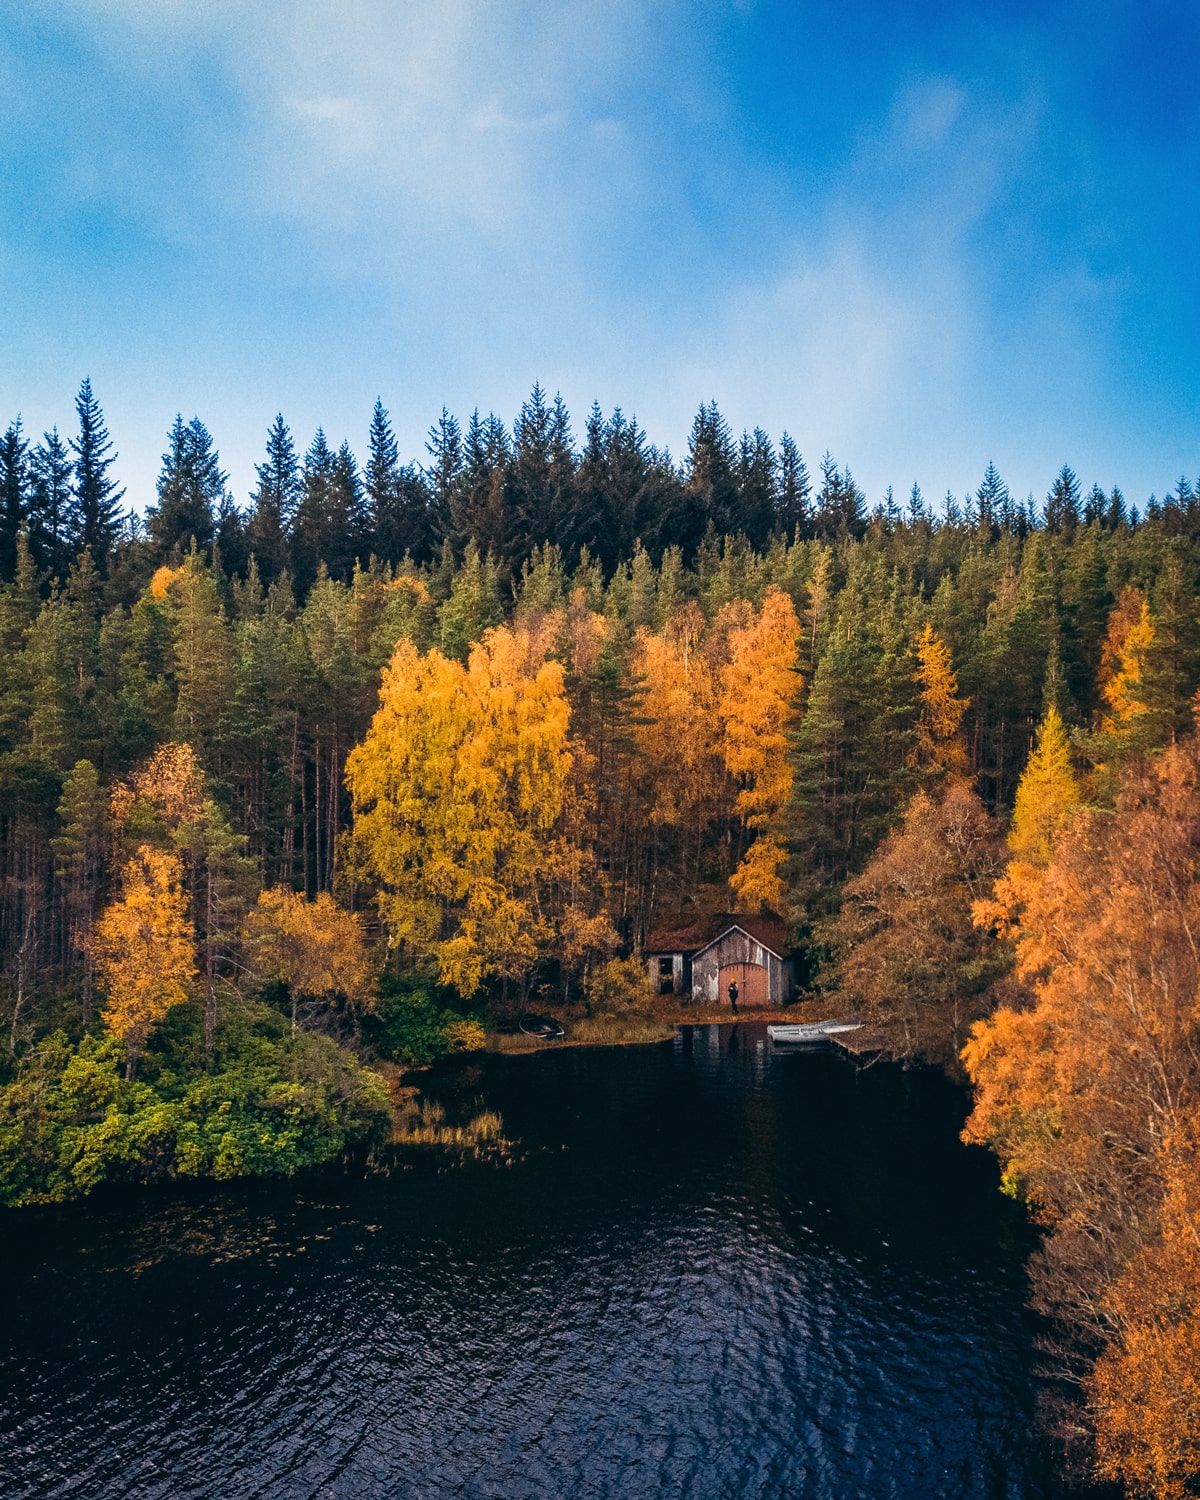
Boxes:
[245,887,375,1035]
[346,625,577,996]
[631,601,728,877]
[963,730,1200,1496]
[1083,587,1175,789]
[1089,1129,1200,1499]
[720,587,801,910]
[837,782,1008,1070]
[912,622,969,777]
[94,845,196,1077]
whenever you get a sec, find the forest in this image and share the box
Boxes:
[3,377,1200,1494]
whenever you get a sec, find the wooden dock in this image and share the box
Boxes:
[767,1018,885,1063]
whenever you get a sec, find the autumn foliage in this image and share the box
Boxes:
[836,782,1008,1070]
[721,588,800,909]
[246,887,375,1034]
[963,728,1200,1496]
[912,622,969,778]
[346,625,577,995]
[94,845,196,1076]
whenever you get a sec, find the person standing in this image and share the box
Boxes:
[728,979,739,1015]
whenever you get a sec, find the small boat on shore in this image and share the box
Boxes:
[767,1020,862,1046]
[518,1013,566,1041]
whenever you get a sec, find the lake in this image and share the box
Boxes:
[1,1024,1076,1498]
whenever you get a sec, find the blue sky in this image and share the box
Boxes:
[2,0,1198,514]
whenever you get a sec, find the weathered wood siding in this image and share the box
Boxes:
[646,952,688,995]
[692,929,792,1006]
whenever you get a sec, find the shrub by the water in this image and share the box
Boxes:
[0,1003,391,1207]
[367,971,486,1066]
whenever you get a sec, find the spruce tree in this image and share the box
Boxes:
[248,413,300,584]
[1106,486,1127,530]
[365,398,401,561]
[684,402,739,542]
[568,402,611,568]
[1044,463,1081,535]
[1083,482,1108,527]
[975,461,1009,538]
[424,407,463,548]
[70,378,124,573]
[148,415,224,557]
[735,427,777,549]
[775,433,811,538]
[455,411,510,563]
[507,384,575,562]
[814,452,865,538]
[28,427,75,580]
[369,401,438,565]
[0,418,29,583]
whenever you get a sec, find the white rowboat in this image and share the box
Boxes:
[767,1021,862,1045]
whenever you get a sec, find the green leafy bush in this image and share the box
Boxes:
[367,972,485,1066]
[0,1004,391,1207]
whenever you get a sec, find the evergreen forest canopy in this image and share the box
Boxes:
[4,377,1200,1494]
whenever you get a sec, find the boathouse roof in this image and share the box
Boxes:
[645,911,789,959]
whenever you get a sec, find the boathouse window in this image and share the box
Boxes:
[658,957,674,993]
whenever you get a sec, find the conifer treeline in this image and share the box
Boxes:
[9,378,1197,596]
[0,394,1196,1002]
[2,374,1199,1001]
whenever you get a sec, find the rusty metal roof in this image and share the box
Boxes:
[645,910,789,958]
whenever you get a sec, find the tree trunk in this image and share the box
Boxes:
[204,863,216,1065]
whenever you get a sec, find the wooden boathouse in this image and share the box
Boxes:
[645,911,793,1009]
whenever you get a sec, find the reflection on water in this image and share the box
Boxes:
[1,1025,1075,1498]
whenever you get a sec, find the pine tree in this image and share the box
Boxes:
[70,378,124,573]
[814,452,866,538]
[424,406,463,545]
[248,413,300,584]
[292,429,363,591]
[775,433,811,538]
[735,427,777,550]
[0,418,30,583]
[28,427,75,580]
[976,461,1009,538]
[148,415,224,557]
[454,411,511,563]
[684,402,739,542]
[1044,463,1081,535]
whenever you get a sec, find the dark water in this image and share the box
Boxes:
[1,1025,1074,1499]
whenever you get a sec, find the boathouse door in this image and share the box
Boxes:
[719,961,769,1008]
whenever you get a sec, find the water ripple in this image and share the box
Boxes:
[1,1028,1074,1499]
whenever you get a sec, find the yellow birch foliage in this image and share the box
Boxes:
[346,625,574,995]
[631,602,726,831]
[132,741,206,825]
[913,622,969,776]
[94,845,196,1070]
[246,887,375,1023]
[720,588,800,909]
